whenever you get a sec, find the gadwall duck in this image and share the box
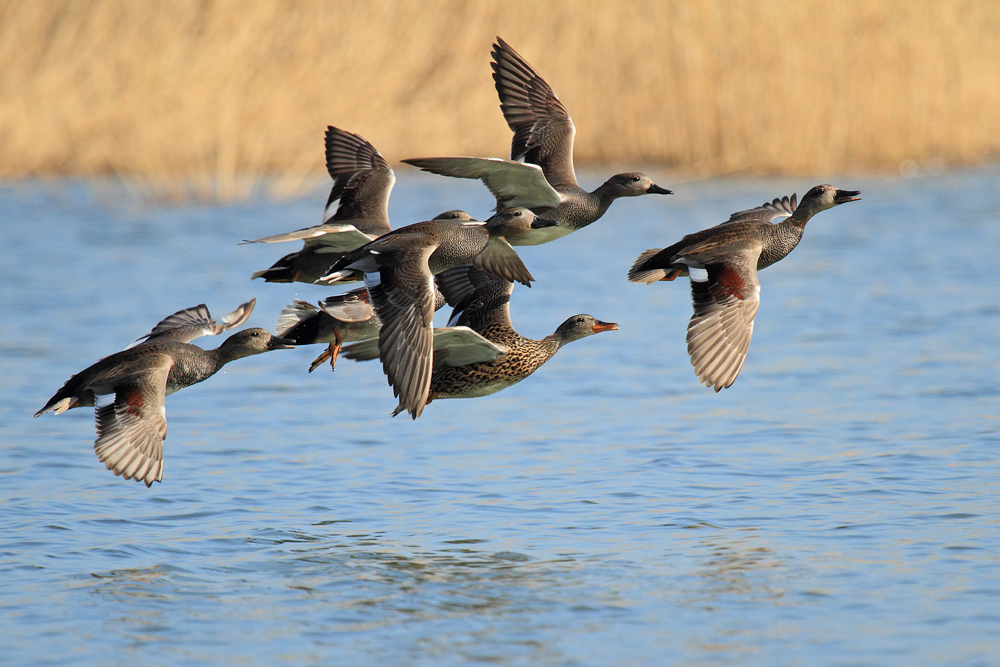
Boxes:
[403,37,671,245]
[343,266,618,416]
[276,289,381,372]
[324,207,552,418]
[243,126,395,283]
[34,300,294,486]
[277,211,474,372]
[628,185,861,391]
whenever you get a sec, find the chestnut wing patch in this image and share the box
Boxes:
[93,369,168,487]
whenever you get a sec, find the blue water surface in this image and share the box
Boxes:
[1,168,998,666]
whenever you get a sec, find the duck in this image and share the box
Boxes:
[34,300,294,486]
[324,207,552,418]
[402,37,672,245]
[628,185,861,391]
[275,288,381,372]
[277,211,474,371]
[275,286,453,373]
[342,266,618,416]
[242,126,396,284]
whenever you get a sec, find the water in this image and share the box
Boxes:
[2,169,999,666]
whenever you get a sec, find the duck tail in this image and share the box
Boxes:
[275,300,320,342]
[628,248,669,284]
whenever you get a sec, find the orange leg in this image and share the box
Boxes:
[307,330,343,373]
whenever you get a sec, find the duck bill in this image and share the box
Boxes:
[647,184,673,195]
[267,336,297,350]
[592,321,619,333]
[530,217,558,229]
[834,189,862,204]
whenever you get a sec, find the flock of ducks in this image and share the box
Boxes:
[35,37,861,486]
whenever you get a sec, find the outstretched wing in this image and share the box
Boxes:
[240,223,376,251]
[92,366,169,487]
[435,265,497,310]
[473,238,534,287]
[133,299,256,346]
[402,156,563,210]
[686,256,762,392]
[722,194,797,226]
[365,247,437,419]
[491,37,578,188]
[343,325,506,368]
[322,126,395,236]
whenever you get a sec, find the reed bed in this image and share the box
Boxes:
[2,0,998,200]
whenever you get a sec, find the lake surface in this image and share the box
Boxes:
[2,169,998,666]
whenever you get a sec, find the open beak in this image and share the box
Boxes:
[531,217,559,229]
[647,184,673,195]
[268,336,297,350]
[834,189,862,204]
[592,320,619,333]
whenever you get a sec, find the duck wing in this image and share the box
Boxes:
[473,237,534,287]
[685,251,762,392]
[436,265,487,309]
[721,194,797,226]
[133,299,256,346]
[343,325,506,367]
[240,223,376,251]
[322,126,395,236]
[92,364,169,487]
[442,271,515,330]
[365,246,437,419]
[491,37,578,188]
[317,287,376,323]
[241,126,391,247]
[402,157,563,210]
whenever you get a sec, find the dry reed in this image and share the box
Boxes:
[2,0,998,200]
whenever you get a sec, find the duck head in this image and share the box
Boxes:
[486,206,557,242]
[219,328,296,360]
[433,210,475,221]
[604,172,673,197]
[801,184,861,213]
[554,314,619,346]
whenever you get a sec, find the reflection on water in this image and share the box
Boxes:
[689,536,786,603]
[1,169,999,665]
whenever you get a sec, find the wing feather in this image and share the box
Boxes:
[93,370,168,487]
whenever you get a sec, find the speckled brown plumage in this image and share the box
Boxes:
[325,209,551,419]
[420,267,618,405]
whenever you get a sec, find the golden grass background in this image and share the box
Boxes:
[2,0,998,199]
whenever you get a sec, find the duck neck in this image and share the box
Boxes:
[166,346,228,391]
[759,221,806,270]
[786,205,819,231]
[590,181,622,215]
[538,333,567,358]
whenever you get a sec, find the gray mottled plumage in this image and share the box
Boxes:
[342,266,618,416]
[629,185,862,391]
[403,37,671,245]
[34,302,294,486]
